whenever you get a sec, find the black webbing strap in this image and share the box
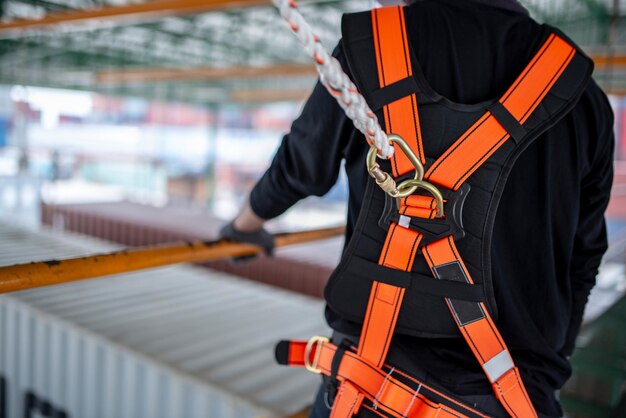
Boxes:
[348,257,485,301]
[367,76,420,111]
[488,101,527,143]
[325,340,352,408]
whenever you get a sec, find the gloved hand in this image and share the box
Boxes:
[219,221,275,257]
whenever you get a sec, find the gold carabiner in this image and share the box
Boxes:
[365,134,444,218]
[366,134,425,197]
[396,179,445,218]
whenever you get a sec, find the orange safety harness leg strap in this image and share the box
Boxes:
[276,339,490,418]
[277,4,593,418]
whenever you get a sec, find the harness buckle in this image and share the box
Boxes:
[379,182,471,249]
[304,336,329,374]
[396,179,445,217]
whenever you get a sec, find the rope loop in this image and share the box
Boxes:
[272,0,394,159]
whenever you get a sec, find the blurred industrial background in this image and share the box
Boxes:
[0,0,624,417]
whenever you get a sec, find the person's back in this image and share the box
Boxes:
[363,2,612,417]
[226,1,613,416]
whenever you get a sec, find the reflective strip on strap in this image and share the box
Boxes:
[483,350,515,383]
[433,261,487,326]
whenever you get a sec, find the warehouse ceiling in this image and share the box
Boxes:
[0,0,624,104]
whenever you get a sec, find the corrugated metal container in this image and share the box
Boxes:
[0,223,329,418]
[41,202,343,298]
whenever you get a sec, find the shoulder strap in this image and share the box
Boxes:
[342,8,425,178]
[371,6,426,176]
[426,32,592,189]
[335,15,422,418]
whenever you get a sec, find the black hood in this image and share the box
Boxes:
[404,0,529,16]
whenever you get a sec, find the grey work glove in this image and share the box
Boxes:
[218,221,275,258]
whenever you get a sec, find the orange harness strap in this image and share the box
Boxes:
[347,6,564,417]
[329,7,427,417]
[331,225,419,417]
[413,28,574,418]
[423,237,536,418]
[425,33,575,190]
[372,5,425,177]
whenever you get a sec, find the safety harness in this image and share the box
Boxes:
[276,5,593,418]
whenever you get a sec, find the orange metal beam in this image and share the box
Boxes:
[231,88,311,102]
[96,64,316,84]
[602,87,626,96]
[592,54,626,68]
[0,226,345,293]
[0,0,269,38]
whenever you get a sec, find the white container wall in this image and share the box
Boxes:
[0,224,329,418]
[0,297,270,418]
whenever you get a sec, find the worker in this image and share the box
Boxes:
[221,0,614,417]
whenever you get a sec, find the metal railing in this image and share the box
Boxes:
[0,225,345,293]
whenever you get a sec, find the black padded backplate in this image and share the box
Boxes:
[324,14,594,338]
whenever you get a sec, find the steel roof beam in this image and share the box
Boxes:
[230,88,311,102]
[592,53,626,67]
[0,0,269,38]
[137,18,292,65]
[15,48,624,84]
[95,64,316,84]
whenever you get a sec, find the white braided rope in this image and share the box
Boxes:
[272,0,394,159]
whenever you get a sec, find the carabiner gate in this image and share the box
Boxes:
[366,134,445,218]
[366,134,424,197]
